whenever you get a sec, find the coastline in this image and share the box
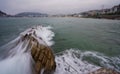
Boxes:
[1,15,120,20]
[81,15,120,20]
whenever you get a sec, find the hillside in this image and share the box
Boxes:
[15,12,48,17]
[0,11,7,17]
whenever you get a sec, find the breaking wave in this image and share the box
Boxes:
[0,26,55,74]
[54,49,120,74]
[0,25,119,74]
[55,49,100,74]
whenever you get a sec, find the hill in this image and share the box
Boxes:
[15,12,48,17]
[0,11,7,17]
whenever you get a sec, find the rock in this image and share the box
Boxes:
[89,68,120,74]
[23,33,56,74]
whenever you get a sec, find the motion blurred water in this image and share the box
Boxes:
[0,17,120,73]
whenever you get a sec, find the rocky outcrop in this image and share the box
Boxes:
[89,68,120,74]
[31,41,56,74]
[22,31,56,74]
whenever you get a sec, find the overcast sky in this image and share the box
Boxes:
[0,0,120,15]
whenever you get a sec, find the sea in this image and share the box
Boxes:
[0,17,120,74]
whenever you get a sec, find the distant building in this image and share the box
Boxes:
[82,10,101,16]
[102,4,120,14]
[112,4,120,13]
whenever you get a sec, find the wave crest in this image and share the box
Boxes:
[54,48,120,74]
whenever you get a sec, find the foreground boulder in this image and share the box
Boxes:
[31,41,56,74]
[21,27,56,74]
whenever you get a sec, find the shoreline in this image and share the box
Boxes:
[81,15,120,20]
[0,15,120,20]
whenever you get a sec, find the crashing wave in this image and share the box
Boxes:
[0,25,120,74]
[54,49,100,74]
[54,49,120,74]
[0,26,55,74]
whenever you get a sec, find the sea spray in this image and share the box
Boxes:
[0,53,33,74]
[0,36,34,74]
[20,26,55,46]
[0,26,55,74]
[34,26,55,46]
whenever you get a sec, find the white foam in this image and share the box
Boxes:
[0,53,33,74]
[54,49,120,74]
[20,26,55,46]
[0,34,34,74]
[54,49,100,74]
[80,50,120,72]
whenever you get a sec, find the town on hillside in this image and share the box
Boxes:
[52,4,120,19]
[80,4,120,19]
[0,4,120,19]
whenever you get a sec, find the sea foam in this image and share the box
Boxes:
[54,49,120,74]
[54,49,100,74]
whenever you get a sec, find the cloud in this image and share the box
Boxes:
[0,0,120,14]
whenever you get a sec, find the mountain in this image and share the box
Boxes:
[15,12,48,17]
[0,10,7,17]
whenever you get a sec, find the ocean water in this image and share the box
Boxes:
[0,17,120,74]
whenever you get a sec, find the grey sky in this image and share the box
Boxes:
[0,0,120,15]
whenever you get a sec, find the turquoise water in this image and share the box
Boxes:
[0,17,120,72]
[0,17,120,56]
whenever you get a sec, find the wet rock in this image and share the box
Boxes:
[23,34,56,74]
[31,42,56,74]
[89,68,120,74]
